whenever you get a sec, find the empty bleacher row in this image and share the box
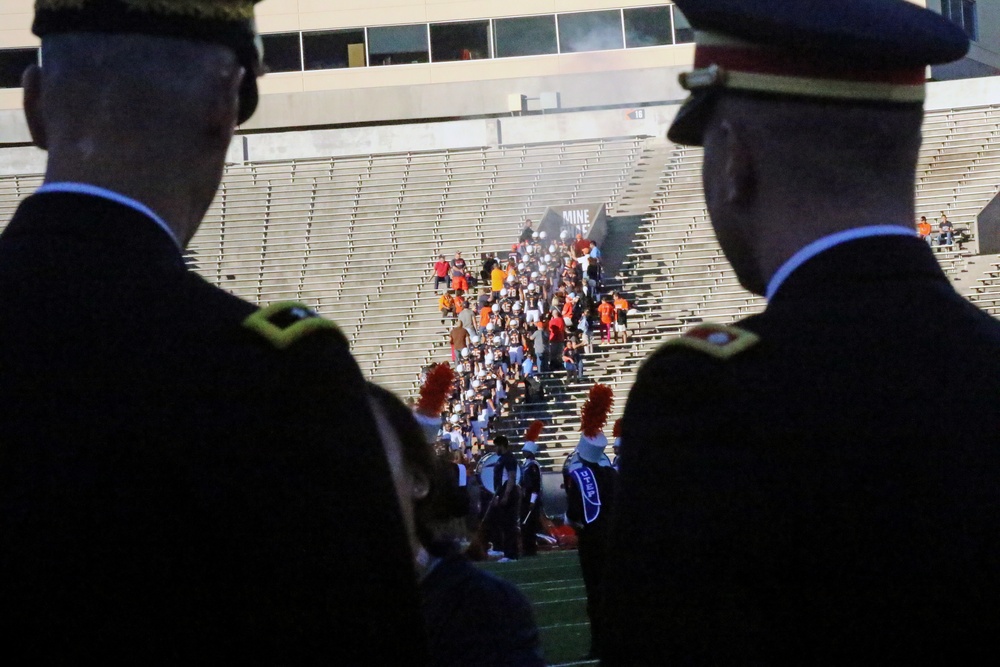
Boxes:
[965,253,1000,315]
[0,174,43,223]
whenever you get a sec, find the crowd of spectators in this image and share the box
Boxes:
[425,218,634,460]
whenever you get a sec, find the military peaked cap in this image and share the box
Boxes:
[668,0,971,145]
[33,0,265,124]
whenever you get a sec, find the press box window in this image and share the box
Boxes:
[303,29,366,70]
[941,0,978,41]
[368,24,429,66]
[557,10,624,53]
[430,20,490,62]
[494,16,558,58]
[624,6,673,48]
[672,5,694,44]
[0,48,39,89]
[261,33,302,73]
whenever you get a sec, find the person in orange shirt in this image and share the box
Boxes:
[613,292,630,344]
[439,291,455,324]
[597,297,615,344]
[917,216,932,243]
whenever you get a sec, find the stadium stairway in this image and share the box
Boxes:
[961,253,1000,314]
[362,138,647,393]
[606,141,676,216]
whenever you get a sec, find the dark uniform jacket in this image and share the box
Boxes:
[521,458,542,504]
[603,236,1000,665]
[565,461,618,541]
[421,554,544,667]
[493,451,519,501]
[0,192,426,664]
[567,459,618,659]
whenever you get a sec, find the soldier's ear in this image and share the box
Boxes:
[206,65,244,144]
[22,65,47,151]
[719,119,756,207]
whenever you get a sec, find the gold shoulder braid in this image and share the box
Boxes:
[243,302,344,350]
[665,323,759,360]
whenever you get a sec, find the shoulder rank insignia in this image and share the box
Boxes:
[243,301,343,350]
[666,323,760,360]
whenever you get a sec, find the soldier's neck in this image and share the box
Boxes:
[42,145,217,248]
[751,187,916,293]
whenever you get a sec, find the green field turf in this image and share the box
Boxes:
[479,550,597,666]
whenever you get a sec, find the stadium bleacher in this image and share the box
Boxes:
[190,137,644,396]
[2,105,1000,468]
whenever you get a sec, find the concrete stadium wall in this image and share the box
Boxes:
[4,75,1000,177]
[0,57,690,145]
[925,75,1000,110]
[0,1,35,49]
[245,59,689,131]
[0,54,692,135]
[0,101,681,176]
[221,104,679,164]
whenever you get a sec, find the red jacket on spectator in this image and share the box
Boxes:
[549,316,566,343]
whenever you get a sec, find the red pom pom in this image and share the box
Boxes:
[524,420,544,442]
[580,384,614,438]
[612,418,622,439]
[416,364,456,417]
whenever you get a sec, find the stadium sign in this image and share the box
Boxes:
[539,203,608,249]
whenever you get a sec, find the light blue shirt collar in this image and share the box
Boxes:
[766,225,917,301]
[35,182,181,250]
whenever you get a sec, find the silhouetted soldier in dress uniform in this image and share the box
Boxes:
[603,0,1000,664]
[0,1,424,663]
